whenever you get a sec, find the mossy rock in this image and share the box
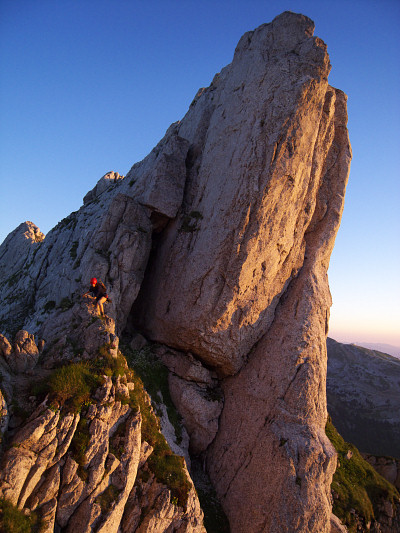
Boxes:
[0,498,41,532]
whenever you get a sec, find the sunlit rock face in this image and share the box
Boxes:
[131,11,351,532]
[133,12,350,379]
[0,11,351,533]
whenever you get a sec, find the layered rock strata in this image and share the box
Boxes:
[0,11,351,533]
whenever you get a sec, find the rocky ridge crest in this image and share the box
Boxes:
[0,12,352,533]
[0,306,205,533]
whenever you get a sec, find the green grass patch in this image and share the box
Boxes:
[326,416,399,532]
[29,340,191,508]
[69,241,79,260]
[123,343,183,444]
[127,363,190,507]
[0,498,40,533]
[32,344,127,413]
[95,346,127,378]
[33,362,102,412]
[56,211,77,231]
[58,297,74,311]
[6,270,22,288]
[69,416,90,480]
[96,484,121,514]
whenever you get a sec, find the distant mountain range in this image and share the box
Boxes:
[327,337,400,459]
[354,342,400,359]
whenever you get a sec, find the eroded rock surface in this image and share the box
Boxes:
[0,314,205,533]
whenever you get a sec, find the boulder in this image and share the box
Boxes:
[0,331,40,373]
[157,346,215,385]
[330,513,348,532]
[83,171,124,205]
[168,374,222,454]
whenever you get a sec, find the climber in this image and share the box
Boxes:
[82,277,108,317]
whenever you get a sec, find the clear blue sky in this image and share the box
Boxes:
[1,0,399,346]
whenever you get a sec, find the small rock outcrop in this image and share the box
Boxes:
[362,455,400,492]
[0,310,205,533]
[0,11,353,533]
[0,330,41,374]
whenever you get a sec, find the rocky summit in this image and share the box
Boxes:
[0,12,352,533]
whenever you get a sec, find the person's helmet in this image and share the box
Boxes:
[90,277,97,285]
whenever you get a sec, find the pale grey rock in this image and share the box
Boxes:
[139,441,154,468]
[0,407,60,506]
[93,375,113,403]
[0,11,353,533]
[169,374,222,454]
[0,222,44,336]
[96,413,142,533]
[133,12,348,383]
[330,513,348,533]
[123,129,190,220]
[12,330,40,372]
[157,346,215,385]
[0,192,152,342]
[83,171,124,205]
[129,332,148,351]
[0,330,40,373]
[0,334,12,357]
[40,497,58,533]
[158,402,191,469]
[122,467,206,533]
[123,11,350,532]
[0,388,9,435]
[0,222,44,281]
[27,464,61,511]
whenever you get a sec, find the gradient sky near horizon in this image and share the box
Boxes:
[1,0,399,346]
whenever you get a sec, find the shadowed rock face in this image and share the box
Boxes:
[0,11,351,533]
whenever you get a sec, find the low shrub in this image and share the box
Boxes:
[180,211,203,233]
[69,241,79,260]
[326,416,399,531]
[97,346,127,378]
[58,297,73,311]
[43,300,56,312]
[0,498,40,533]
[127,365,191,507]
[34,362,101,412]
[97,484,121,514]
[123,343,183,443]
